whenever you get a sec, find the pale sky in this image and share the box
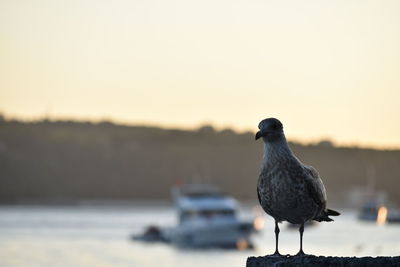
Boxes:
[1,0,400,148]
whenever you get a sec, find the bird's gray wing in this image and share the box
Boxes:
[303,165,327,208]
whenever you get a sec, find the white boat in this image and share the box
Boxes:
[163,184,256,249]
[358,198,400,224]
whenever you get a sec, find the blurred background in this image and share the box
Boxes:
[0,0,399,266]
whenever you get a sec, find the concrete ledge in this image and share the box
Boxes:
[246,255,400,267]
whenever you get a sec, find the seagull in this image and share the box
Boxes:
[255,118,340,256]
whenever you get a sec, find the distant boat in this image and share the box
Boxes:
[358,199,381,222]
[163,184,258,249]
[356,168,400,224]
[358,198,400,224]
[132,225,168,243]
[133,184,261,249]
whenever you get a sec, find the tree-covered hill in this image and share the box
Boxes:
[0,119,399,206]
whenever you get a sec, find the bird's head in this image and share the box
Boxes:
[255,118,284,142]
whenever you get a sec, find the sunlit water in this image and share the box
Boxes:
[0,204,399,267]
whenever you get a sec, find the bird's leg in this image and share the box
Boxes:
[269,220,282,257]
[296,223,306,256]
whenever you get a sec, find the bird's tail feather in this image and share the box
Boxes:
[314,209,340,222]
[327,209,340,216]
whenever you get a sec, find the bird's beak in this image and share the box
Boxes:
[255,131,262,140]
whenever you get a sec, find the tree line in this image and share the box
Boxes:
[0,119,399,207]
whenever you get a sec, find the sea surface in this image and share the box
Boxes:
[0,204,399,267]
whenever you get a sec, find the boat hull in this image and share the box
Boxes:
[165,221,254,248]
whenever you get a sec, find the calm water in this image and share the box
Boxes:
[0,204,399,267]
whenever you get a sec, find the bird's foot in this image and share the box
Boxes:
[266,251,285,258]
[295,250,306,257]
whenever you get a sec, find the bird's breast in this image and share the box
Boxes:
[258,168,317,223]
